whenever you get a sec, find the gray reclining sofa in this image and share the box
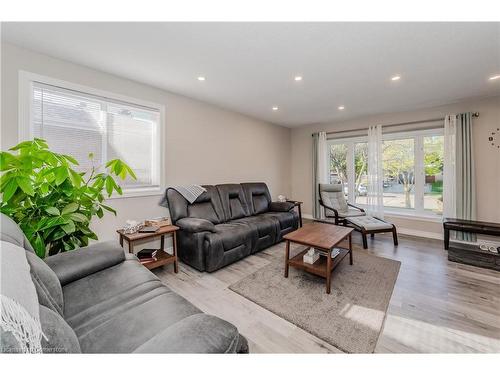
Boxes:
[166,182,299,272]
[0,214,248,353]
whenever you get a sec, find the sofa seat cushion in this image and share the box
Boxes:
[203,223,255,271]
[261,211,298,231]
[232,215,278,252]
[208,223,255,252]
[63,258,201,353]
[133,313,246,353]
[232,216,277,240]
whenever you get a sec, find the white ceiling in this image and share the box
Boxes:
[2,22,499,127]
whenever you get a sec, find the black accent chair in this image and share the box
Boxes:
[318,183,398,249]
[318,183,365,225]
[166,183,299,272]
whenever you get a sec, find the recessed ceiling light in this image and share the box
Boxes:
[338,106,345,110]
[294,76,303,81]
[272,106,279,111]
[197,76,206,81]
[489,74,500,81]
[391,75,401,81]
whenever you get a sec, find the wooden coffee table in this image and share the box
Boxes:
[283,222,353,294]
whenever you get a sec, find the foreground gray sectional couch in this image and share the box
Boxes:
[166,182,299,272]
[0,214,248,353]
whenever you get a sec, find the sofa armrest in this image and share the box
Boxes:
[44,241,125,286]
[269,201,295,212]
[176,218,216,233]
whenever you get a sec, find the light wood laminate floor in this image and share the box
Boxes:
[154,231,500,353]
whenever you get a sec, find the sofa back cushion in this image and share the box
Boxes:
[0,214,64,315]
[0,213,35,253]
[25,251,64,316]
[216,184,251,221]
[241,183,272,215]
[167,185,225,224]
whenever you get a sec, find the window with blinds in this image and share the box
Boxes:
[31,82,161,193]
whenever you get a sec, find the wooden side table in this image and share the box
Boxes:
[117,225,179,272]
[286,200,303,227]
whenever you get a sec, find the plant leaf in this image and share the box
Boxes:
[0,152,18,171]
[62,154,79,165]
[16,177,34,196]
[100,204,116,215]
[33,233,46,258]
[69,169,83,187]
[9,140,33,151]
[105,176,113,196]
[2,179,18,202]
[96,207,104,218]
[124,163,137,179]
[54,166,68,185]
[62,202,79,215]
[61,220,76,234]
[69,212,87,222]
[45,207,60,216]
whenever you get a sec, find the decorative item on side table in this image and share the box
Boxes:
[122,220,142,234]
[117,223,179,272]
[145,216,171,227]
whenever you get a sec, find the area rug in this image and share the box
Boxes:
[229,243,401,353]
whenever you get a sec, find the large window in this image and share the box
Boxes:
[423,135,444,214]
[328,128,444,216]
[329,143,349,195]
[382,138,415,209]
[22,73,164,196]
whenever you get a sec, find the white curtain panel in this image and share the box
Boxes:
[317,131,328,218]
[443,114,457,219]
[367,125,384,219]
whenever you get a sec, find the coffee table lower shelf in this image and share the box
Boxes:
[288,248,350,278]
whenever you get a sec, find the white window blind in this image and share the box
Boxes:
[32,82,161,192]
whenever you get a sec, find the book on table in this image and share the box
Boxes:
[318,247,341,259]
[137,248,158,259]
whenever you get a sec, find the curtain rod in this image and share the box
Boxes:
[314,112,479,137]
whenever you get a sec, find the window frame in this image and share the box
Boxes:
[19,71,166,199]
[327,127,444,218]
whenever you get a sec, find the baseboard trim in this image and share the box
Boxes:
[301,213,442,240]
[397,228,442,240]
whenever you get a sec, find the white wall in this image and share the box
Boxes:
[291,96,500,237]
[0,42,292,248]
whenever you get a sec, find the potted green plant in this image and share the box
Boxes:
[0,138,136,258]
